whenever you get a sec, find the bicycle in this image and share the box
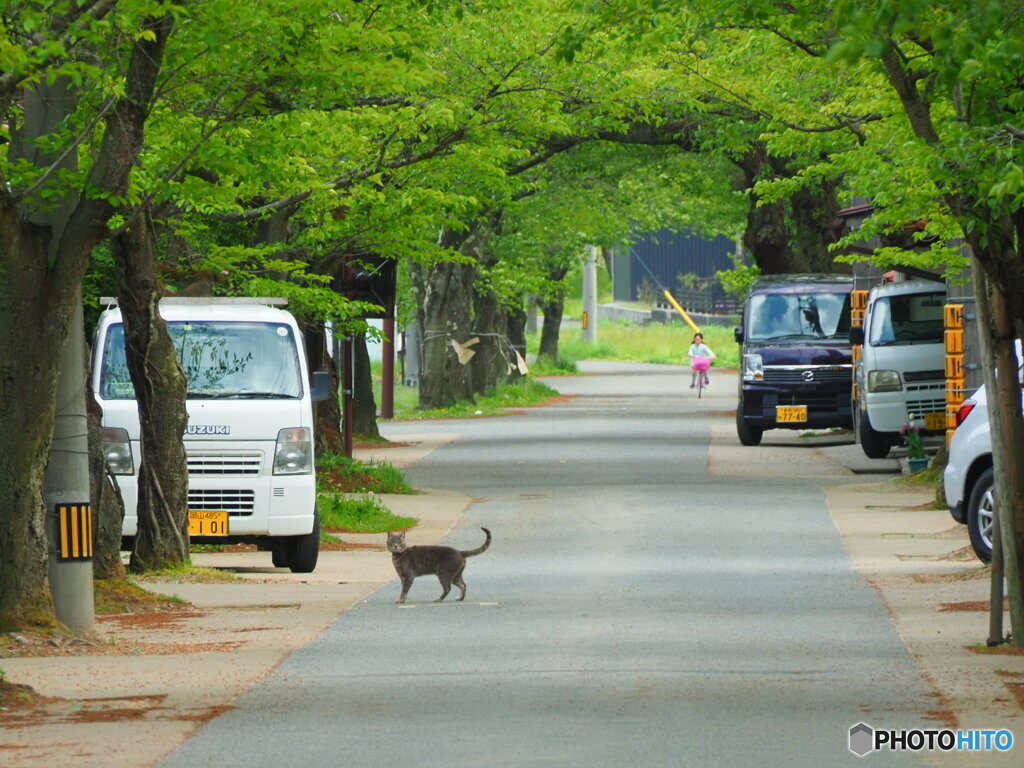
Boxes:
[691,356,711,398]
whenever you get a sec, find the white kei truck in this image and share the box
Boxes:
[849,279,947,459]
[91,298,331,572]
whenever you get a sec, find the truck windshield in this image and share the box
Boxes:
[746,291,852,341]
[99,321,303,400]
[868,291,945,346]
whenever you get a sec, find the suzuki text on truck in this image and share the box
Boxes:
[92,298,330,573]
[734,275,854,446]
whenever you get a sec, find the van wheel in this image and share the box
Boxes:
[858,411,892,459]
[736,407,763,446]
[966,468,994,563]
[287,508,320,574]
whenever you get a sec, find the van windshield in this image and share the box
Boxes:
[746,291,852,341]
[868,291,945,346]
[99,321,302,400]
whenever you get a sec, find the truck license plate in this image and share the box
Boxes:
[188,510,229,536]
[923,412,945,431]
[776,405,808,423]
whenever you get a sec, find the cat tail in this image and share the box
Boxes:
[460,527,491,558]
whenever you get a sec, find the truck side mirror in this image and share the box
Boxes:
[849,326,864,345]
[310,371,332,402]
[734,326,744,343]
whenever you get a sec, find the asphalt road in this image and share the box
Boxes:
[155,362,936,767]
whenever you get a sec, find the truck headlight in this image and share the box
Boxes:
[101,427,135,475]
[743,354,764,382]
[274,427,313,475]
[867,370,903,392]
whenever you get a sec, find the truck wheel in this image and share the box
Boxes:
[858,410,892,459]
[966,468,994,563]
[287,508,320,574]
[736,407,763,446]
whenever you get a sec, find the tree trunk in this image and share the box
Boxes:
[507,301,528,366]
[113,215,190,572]
[539,295,565,361]
[739,148,795,275]
[353,334,381,439]
[538,264,570,361]
[470,286,513,396]
[88,387,127,581]
[737,146,843,275]
[790,180,844,273]
[971,252,1024,647]
[306,324,344,455]
[0,219,61,629]
[410,257,476,410]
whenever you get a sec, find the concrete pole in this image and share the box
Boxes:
[582,245,598,344]
[44,295,96,633]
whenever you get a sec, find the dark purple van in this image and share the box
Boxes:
[733,275,854,445]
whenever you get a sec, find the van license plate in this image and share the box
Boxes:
[188,510,229,536]
[923,412,945,430]
[776,405,808,423]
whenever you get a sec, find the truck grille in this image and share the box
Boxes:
[187,451,262,476]
[907,397,945,419]
[763,365,852,385]
[188,489,255,517]
[904,370,944,382]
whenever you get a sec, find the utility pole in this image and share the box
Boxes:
[24,80,94,632]
[582,245,598,344]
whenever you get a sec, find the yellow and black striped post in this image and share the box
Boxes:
[944,304,965,448]
[56,503,93,561]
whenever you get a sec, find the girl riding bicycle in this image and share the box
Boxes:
[687,332,715,389]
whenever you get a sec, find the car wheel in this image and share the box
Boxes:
[966,467,994,563]
[858,409,892,459]
[287,508,320,574]
[736,405,763,446]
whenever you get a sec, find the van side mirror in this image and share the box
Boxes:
[734,326,744,343]
[310,371,332,401]
[849,326,864,345]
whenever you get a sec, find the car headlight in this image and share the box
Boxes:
[743,354,764,382]
[867,370,903,392]
[274,427,313,475]
[101,427,135,475]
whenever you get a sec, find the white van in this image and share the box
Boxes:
[850,280,946,458]
[91,298,330,572]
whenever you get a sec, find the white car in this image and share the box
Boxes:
[944,386,995,562]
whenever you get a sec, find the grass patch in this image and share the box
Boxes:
[396,376,559,420]
[527,319,739,371]
[317,453,412,494]
[893,462,949,508]
[131,563,239,584]
[319,492,416,533]
[94,578,186,614]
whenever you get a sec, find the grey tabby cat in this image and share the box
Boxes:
[386,527,491,604]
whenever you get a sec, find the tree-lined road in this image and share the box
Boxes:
[155,363,935,767]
